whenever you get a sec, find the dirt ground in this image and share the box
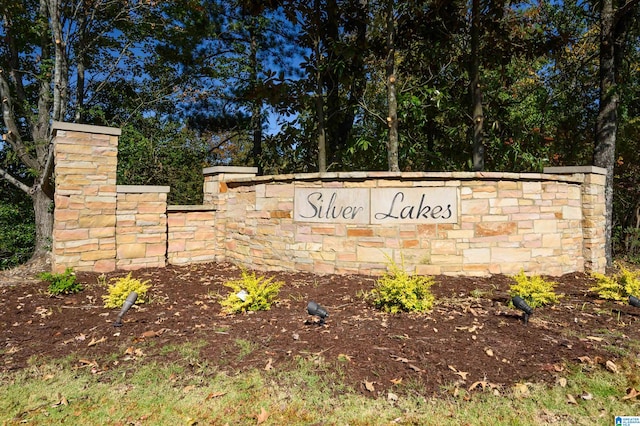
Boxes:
[2,261,640,398]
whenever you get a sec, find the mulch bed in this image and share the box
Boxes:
[2,262,639,397]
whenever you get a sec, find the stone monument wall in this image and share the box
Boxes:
[52,122,607,276]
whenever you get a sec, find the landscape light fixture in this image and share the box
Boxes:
[113,291,138,327]
[236,289,248,302]
[629,295,640,308]
[307,301,329,325]
[512,295,533,325]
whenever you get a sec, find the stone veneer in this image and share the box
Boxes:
[52,122,119,273]
[52,122,607,276]
[206,168,607,276]
[116,185,170,270]
[167,206,218,265]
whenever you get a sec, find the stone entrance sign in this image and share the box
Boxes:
[51,121,607,276]
[294,187,458,224]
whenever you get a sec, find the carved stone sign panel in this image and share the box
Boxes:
[294,187,458,224]
[294,188,370,223]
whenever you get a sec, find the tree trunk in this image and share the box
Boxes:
[470,0,484,172]
[386,0,399,172]
[314,0,327,173]
[31,188,54,259]
[249,19,263,175]
[593,0,616,267]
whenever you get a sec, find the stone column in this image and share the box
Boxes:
[203,166,258,262]
[544,166,607,273]
[52,122,119,273]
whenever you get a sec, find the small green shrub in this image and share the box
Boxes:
[102,272,151,308]
[368,260,435,314]
[590,263,640,301]
[219,269,283,314]
[38,268,83,295]
[509,270,561,308]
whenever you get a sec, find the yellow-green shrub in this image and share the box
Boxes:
[590,263,640,301]
[368,260,435,314]
[509,270,561,308]
[219,270,283,314]
[102,272,152,308]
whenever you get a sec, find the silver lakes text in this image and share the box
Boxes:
[293,187,458,224]
[373,191,452,221]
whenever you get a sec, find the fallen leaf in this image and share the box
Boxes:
[448,365,469,380]
[256,407,270,424]
[586,336,603,342]
[622,388,640,400]
[577,356,592,364]
[581,392,593,400]
[364,380,375,392]
[468,381,488,391]
[51,393,69,407]
[183,385,195,393]
[566,394,578,405]
[205,391,227,400]
[141,329,166,338]
[557,377,568,388]
[264,358,274,371]
[78,359,98,367]
[390,378,403,385]
[605,360,619,374]
[513,383,529,397]
[485,348,494,357]
[387,392,398,402]
[87,336,106,347]
[408,364,424,372]
[337,353,352,362]
[391,355,411,363]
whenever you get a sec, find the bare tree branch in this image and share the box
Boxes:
[615,0,640,24]
[0,166,31,195]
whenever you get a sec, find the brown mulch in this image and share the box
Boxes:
[2,262,640,398]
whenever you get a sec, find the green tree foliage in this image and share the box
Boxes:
[0,184,35,269]
[117,118,211,205]
[2,0,640,266]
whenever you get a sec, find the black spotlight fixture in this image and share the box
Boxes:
[113,291,138,327]
[629,295,640,308]
[512,295,533,325]
[307,301,329,325]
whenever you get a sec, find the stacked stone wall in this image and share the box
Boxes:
[209,170,604,277]
[52,122,607,276]
[167,207,218,265]
[116,186,169,270]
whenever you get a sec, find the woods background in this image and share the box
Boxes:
[1,0,640,269]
